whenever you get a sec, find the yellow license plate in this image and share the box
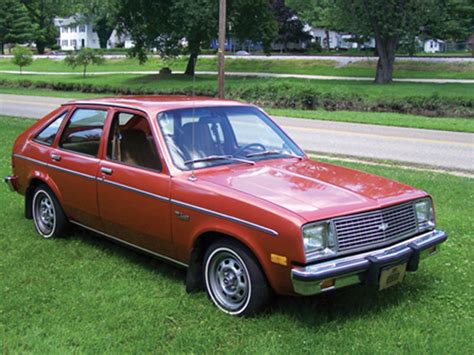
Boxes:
[379,263,407,290]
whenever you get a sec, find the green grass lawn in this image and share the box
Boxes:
[1,115,473,353]
[1,57,473,79]
[267,108,474,133]
[1,86,473,133]
[2,73,473,102]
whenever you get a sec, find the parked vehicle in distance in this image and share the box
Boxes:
[5,96,448,316]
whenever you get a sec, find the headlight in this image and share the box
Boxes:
[302,221,337,258]
[415,198,435,231]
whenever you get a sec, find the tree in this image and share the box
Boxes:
[0,0,36,55]
[328,0,439,84]
[230,0,278,54]
[19,0,68,54]
[171,0,219,75]
[270,0,310,52]
[65,48,105,77]
[287,0,337,51]
[424,0,474,54]
[117,0,278,76]
[11,46,33,74]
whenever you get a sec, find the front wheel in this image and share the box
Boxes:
[204,240,272,316]
[31,185,68,238]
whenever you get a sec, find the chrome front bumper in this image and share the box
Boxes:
[4,175,17,192]
[291,229,448,295]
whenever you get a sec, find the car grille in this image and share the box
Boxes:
[333,202,418,252]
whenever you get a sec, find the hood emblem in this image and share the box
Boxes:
[378,223,390,232]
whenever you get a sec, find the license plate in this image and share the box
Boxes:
[379,263,407,290]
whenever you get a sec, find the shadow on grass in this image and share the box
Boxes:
[272,272,434,327]
[68,223,436,327]
[69,225,186,285]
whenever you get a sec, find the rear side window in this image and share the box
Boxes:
[34,111,68,145]
[59,109,108,157]
[107,112,162,171]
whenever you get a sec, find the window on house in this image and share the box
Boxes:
[59,109,108,157]
[62,40,68,47]
[34,111,68,146]
[71,39,77,48]
[79,25,86,32]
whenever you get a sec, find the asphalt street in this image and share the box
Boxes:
[1,94,473,173]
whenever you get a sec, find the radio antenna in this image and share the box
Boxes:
[189,56,198,182]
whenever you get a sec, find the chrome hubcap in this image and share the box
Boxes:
[34,192,55,236]
[208,250,249,311]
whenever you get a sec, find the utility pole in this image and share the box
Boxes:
[218,0,226,98]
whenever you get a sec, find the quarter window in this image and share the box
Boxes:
[34,111,68,146]
[107,112,162,171]
[59,109,107,157]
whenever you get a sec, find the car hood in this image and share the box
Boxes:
[198,159,426,222]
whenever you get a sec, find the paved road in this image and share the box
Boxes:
[1,70,473,84]
[1,94,473,173]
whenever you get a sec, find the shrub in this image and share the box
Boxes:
[11,47,33,74]
[64,48,105,78]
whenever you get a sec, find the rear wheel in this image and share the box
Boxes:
[32,185,68,238]
[204,240,272,316]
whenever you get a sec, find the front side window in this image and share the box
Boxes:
[34,111,68,146]
[59,108,107,157]
[107,112,162,171]
[158,106,303,170]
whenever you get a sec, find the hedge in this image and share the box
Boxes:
[1,78,473,118]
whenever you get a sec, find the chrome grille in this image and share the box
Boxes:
[334,203,418,252]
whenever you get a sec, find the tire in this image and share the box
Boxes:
[31,184,68,238]
[204,239,272,316]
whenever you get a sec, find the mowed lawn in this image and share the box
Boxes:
[1,116,473,353]
[0,57,473,79]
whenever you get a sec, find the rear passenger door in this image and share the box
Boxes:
[49,106,109,230]
[97,109,174,257]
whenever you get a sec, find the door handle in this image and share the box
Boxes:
[50,153,61,161]
[101,167,113,175]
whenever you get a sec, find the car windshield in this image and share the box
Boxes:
[157,106,304,170]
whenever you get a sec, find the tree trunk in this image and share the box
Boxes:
[83,64,87,78]
[185,52,198,76]
[36,41,46,55]
[1,41,4,55]
[325,30,330,50]
[374,36,397,84]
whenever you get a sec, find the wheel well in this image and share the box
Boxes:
[185,231,264,294]
[25,178,45,219]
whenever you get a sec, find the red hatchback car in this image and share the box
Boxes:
[5,96,447,316]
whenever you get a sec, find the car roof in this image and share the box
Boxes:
[65,95,250,115]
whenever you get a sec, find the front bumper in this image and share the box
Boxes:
[291,229,448,295]
[4,175,18,192]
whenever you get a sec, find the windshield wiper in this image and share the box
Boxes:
[246,150,303,160]
[184,155,256,166]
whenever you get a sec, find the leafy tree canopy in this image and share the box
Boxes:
[11,46,33,73]
[65,47,105,77]
[0,0,36,54]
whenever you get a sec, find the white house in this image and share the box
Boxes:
[424,39,445,53]
[304,26,341,49]
[54,15,133,50]
[339,34,376,50]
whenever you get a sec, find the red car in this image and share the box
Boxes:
[5,96,447,316]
